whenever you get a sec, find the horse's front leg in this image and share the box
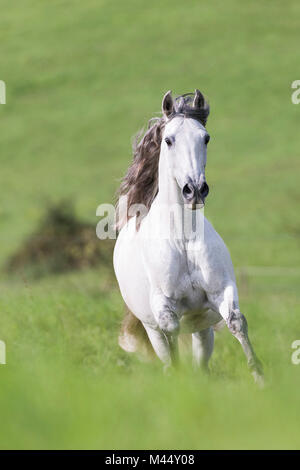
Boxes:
[226,309,264,385]
[192,327,214,372]
[143,325,172,369]
[209,286,264,385]
[150,290,180,368]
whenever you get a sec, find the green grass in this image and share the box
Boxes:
[0,0,300,449]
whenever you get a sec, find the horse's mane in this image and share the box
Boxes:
[115,117,164,231]
[116,93,209,231]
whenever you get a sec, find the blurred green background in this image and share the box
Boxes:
[1,0,300,449]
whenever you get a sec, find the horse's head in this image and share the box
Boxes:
[161,90,210,209]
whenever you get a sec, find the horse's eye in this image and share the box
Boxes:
[204,134,210,145]
[165,137,172,147]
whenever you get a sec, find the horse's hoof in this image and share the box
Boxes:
[163,363,172,376]
[252,371,265,388]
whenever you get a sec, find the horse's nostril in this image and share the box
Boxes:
[200,182,209,198]
[182,183,194,199]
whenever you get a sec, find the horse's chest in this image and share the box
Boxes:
[178,269,207,309]
[160,259,207,311]
[143,232,224,309]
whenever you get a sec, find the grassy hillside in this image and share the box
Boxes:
[0,0,300,449]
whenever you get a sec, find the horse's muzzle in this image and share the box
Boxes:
[182,181,209,209]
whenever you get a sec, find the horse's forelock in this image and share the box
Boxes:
[170,93,210,126]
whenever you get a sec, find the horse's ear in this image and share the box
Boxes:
[162,90,174,118]
[193,89,205,109]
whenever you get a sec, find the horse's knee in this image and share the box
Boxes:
[158,310,180,336]
[226,309,248,336]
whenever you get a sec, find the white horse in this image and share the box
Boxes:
[113,90,263,384]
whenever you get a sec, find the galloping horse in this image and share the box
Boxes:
[114,90,263,384]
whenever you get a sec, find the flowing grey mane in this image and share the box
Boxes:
[116,90,210,231]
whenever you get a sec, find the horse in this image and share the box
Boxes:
[113,89,264,384]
